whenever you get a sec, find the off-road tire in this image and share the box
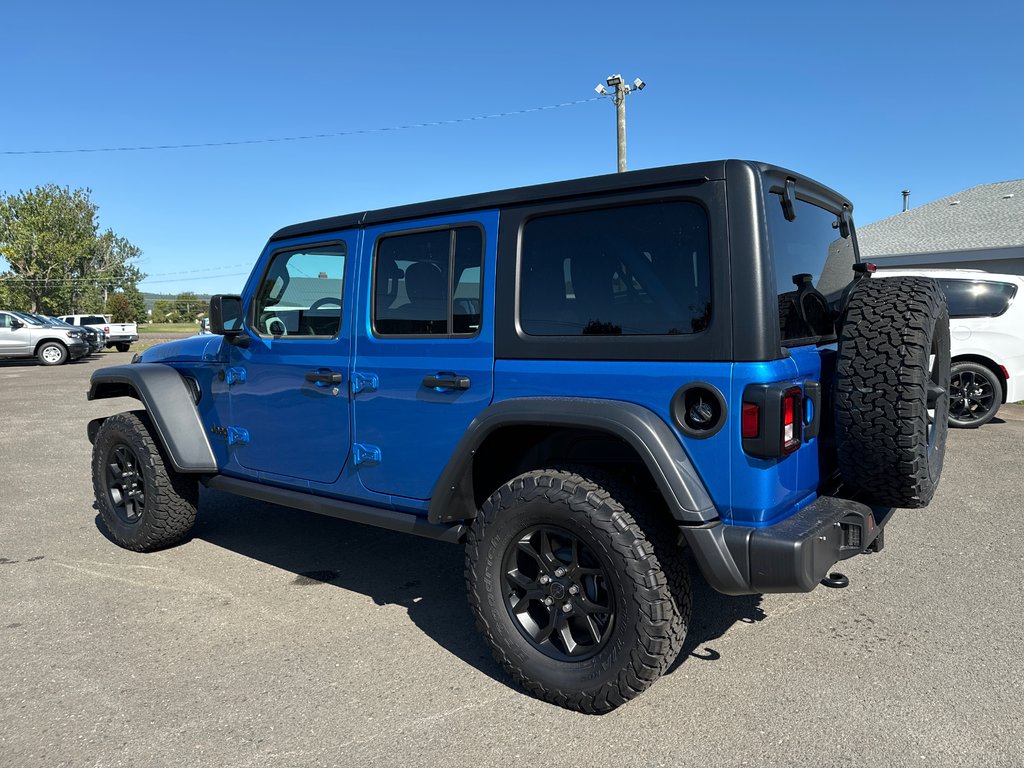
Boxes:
[465,467,690,714]
[835,277,950,507]
[115,342,131,353]
[949,361,1002,428]
[36,341,68,366]
[92,411,198,551]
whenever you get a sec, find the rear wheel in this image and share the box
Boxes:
[465,467,690,714]
[92,411,198,551]
[948,361,1002,428]
[36,341,68,366]
[115,342,131,353]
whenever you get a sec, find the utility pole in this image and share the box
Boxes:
[594,74,645,172]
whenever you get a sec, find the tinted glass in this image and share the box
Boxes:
[766,194,856,344]
[374,226,483,336]
[252,243,346,337]
[519,201,711,336]
[939,279,1017,318]
[82,316,106,325]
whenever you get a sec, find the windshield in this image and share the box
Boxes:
[765,190,857,345]
[11,311,44,326]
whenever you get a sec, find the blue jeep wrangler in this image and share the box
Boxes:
[88,160,950,713]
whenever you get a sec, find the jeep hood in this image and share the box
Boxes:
[137,335,223,364]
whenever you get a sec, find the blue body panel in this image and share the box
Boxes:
[491,354,824,526]
[352,211,499,500]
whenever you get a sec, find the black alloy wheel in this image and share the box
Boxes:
[502,525,615,661]
[105,444,147,525]
[92,411,198,551]
[948,362,1001,428]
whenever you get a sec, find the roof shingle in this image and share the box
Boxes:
[858,179,1024,257]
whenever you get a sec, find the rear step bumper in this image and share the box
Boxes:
[682,496,891,595]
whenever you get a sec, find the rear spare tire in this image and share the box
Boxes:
[835,276,950,508]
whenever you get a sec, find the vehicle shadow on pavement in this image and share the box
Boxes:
[108,487,768,691]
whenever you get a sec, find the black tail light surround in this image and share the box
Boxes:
[742,382,813,458]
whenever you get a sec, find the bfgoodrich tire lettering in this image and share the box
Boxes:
[465,467,690,714]
[835,277,951,508]
[92,411,198,551]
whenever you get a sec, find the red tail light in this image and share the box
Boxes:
[104,326,110,334]
[781,387,802,454]
[741,403,760,438]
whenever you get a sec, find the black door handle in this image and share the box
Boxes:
[306,370,343,385]
[422,372,471,391]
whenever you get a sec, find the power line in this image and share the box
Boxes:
[1,97,603,156]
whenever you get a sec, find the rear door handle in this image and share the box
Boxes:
[306,369,343,385]
[422,372,471,391]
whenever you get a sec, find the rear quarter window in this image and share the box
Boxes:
[938,279,1018,318]
[518,200,711,336]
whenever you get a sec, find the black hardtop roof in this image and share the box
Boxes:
[269,159,848,241]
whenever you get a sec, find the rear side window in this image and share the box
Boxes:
[518,201,711,336]
[82,315,106,325]
[373,226,483,336]
[938,279,1017,318]
[766,194,856,345]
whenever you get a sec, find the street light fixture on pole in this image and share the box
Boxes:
[594,74,645,173]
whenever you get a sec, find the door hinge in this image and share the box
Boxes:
[226,367,247,385]
[350,372,379,395]
[353,443,382,465]
[227,426,250,446]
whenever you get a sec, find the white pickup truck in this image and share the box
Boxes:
[59,314,139,352]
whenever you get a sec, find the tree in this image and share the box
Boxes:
[151,292,204,324]
[0,185,145,314]
[123,285,149,324]
[105,292,135,323]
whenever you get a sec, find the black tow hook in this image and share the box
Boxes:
[821,572,849,589]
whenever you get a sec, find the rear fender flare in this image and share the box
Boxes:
[427,397,718,525]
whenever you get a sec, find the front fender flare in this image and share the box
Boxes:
[88,364,217,473]
[427,397,718,525]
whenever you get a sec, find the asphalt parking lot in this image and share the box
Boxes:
[1,352,1022,768]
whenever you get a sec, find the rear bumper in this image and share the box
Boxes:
[682,495,890,595]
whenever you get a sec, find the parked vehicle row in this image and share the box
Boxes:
[59,314,138,352]
[0,310,92,365]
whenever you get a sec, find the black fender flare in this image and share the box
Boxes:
[427,397,719,525]
[87,364,217,473]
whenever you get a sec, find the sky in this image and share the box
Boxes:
[2,1,1022,296]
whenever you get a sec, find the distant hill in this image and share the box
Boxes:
[141,292,211,311]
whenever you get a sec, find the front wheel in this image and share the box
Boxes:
[36,341,69,366]
[465,467,690,714]
[949,362,1002,428]
[92,411,198,551]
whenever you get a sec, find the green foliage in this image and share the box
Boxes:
[123,285,148,324]
[0,184,145,314]
[151,292,206,323]
[105,292,134,323]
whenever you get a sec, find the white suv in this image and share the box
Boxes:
[876,269,1023,427]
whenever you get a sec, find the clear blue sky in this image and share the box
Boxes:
[2,1,1021,295]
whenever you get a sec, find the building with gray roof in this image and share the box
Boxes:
[858,179,1024,276]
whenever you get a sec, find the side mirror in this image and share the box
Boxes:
[10,319,24,330]
[209,295,244,336]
